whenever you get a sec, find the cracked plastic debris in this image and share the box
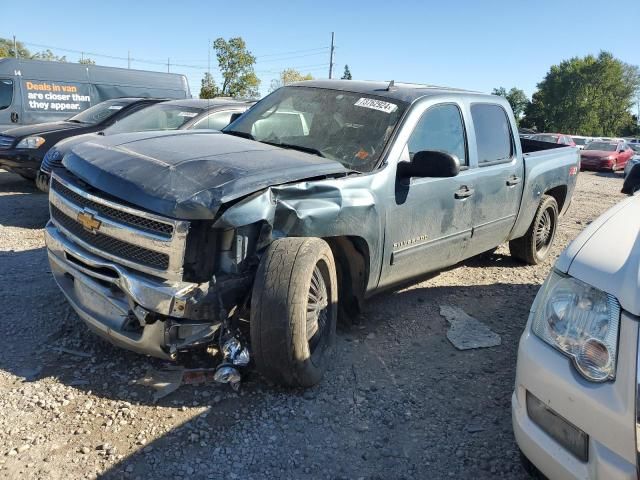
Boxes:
[439,305,502,350]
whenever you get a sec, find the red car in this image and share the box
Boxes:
[530,133,576,147]
[580,141,635,172]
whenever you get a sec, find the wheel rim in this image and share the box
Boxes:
[534,207,555,254]
[306,263,329,353]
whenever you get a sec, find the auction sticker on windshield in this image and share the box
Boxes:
[354,98,398,114]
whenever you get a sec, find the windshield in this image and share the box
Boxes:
[224,86,408,172]
[531,134,559,143]
[572,137,587,145]
[106,104,203,134]
[629,144,640,153]
[67,99,134,125]
[585,142,617,152]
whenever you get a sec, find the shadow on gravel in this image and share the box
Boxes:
[0,171,49,229]
[67,281,537,479]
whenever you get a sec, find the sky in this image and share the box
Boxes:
[2,0,639,99]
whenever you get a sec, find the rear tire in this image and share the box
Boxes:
[509,195,558,265]
[250,237,338,387]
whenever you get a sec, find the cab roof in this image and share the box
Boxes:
[288,79,490,104]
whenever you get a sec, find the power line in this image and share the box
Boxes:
[254,46,329,59]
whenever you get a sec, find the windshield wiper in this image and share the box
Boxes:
[223,129,255,140]
[262,141,324,158]
[67,119,86,124]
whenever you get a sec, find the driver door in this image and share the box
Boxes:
[379,102,475,288]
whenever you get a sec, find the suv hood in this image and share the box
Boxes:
[555,195,640,316]
[63,130,350,220]
[2,121,84,138]
[581,150,615,159]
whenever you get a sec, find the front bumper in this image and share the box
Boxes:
[580,158,615,171]
[45,222,222,359]
[0,148,44,175]
[512,312,639,479]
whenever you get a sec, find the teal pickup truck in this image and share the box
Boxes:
[44,80,579,387]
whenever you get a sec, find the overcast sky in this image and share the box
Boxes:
[4,0,639,99]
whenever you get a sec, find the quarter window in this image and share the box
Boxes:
[0,79,14,110]
[407,104,467,166]
[471,104,513,165]
[192,111,236,130]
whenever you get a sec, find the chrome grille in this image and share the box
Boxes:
[52,178,174,237]
[49,173,189,280]
[0,135,14,150]
[51,205,170,270]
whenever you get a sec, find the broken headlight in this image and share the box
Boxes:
[531,270,620,382]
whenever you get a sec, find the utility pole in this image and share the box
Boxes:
[80,51,84,63]
[167,58,170,73]
[127,50,131,69]
[13,35,17,59]
[328,32,335,79]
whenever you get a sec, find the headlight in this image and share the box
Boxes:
[531,270,620,382]
[16,136,46,149]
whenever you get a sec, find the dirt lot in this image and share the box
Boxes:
[0,168,627,480]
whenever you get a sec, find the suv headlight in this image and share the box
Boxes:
[531,270,620,382]
[16,136,46,149]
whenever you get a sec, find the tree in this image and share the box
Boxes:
[200,72,219,99]
[523,51,640,136]
[78,57,95,65]
[213,37,260,98]
[30,49,66,62]
[269,68,313,92]
[341,65,352,80]
[492,86,529,121]
[0,37,31,58]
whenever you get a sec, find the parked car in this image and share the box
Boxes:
[623,143,640,178]
[44,80,579,388]
[512,164,640,479]
[0,97,166,181]
[570,135,595,150]
[0,58,189,130]
[530,133,576,147]
[35,98,253,191]
[580,140,634,172]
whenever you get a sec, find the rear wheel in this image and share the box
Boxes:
[250,237,337,387]
[509,195,558,265]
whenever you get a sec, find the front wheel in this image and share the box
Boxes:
[250,237,338,387]
[509,195,558,265]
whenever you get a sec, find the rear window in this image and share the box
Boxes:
[531,134,559,143]
[471,104,513,165]
[0,79,13,110]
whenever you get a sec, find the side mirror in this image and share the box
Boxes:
[229,112,243,123]
[622,163,640,195]
[398,150,460,178]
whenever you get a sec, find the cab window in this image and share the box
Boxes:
[192,111,236,130]
[407,103,467,166]
[0,79,14,110]
[471,104,513,165]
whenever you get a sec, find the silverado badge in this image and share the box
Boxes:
[77,211,101,233]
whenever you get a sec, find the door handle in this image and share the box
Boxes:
[10,112,18,123]
[506,176,521,186]
[454,185,474,199]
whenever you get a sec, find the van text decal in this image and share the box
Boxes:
[22,80,91,112]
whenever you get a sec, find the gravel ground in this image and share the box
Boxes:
[0,169,627,479]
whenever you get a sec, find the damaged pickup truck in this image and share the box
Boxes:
[45,80,579,387]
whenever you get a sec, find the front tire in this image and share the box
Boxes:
[251,237,338,387]
[509,195,558,265]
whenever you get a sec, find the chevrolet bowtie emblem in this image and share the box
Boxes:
[77,211,101,233]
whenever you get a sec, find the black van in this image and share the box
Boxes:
[0,58,190,130]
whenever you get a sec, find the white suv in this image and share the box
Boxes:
[512,169,640,479]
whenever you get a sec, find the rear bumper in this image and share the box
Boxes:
[512,314,638,480]
[45,222,222,359]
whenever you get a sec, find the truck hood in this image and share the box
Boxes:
[63,130,350,220]
[1,121,84,138]
[555,195,640,316]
